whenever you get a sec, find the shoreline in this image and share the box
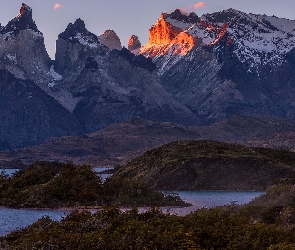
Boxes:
[0,203,192,211]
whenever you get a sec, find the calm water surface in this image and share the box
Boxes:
[163,191,265,216]
[93,167,113,182]
[0,207,68,236]
[1,169,19,176]
[0,168,264,235]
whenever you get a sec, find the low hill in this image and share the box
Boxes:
[1,116,295,168]
[113,140,295,191]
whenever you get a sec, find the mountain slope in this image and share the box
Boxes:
[0,68,83,150]
[1,4,295,151]
[140,9,295,123]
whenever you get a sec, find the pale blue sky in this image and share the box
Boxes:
[1,1,294,59]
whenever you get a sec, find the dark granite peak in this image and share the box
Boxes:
[58,18,99,45]
[0,3,40,35]
[167,9,199,23]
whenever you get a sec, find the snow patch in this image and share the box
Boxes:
[49,65,63,81]
[2,31,14,41]
[28,29,43,38]
[74,33,99,48]
[5,53,17,64]
[48,82,56,88]
[165,17,192,30]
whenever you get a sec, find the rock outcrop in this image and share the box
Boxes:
[97,29,122,50]
[140,10,201,58]
[128,35,141,52]
[148,13,183,44]
[0,3,52,83]
[55,18,106,81]
[0,3,39,35]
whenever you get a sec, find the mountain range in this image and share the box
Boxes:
[1,3,295,154]
[139,9,295,123]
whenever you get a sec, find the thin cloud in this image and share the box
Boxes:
[54,4,63,10]
[194,2,207,9]
[180,2,207,15]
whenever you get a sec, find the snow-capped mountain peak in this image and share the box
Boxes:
[140,8,295,73]
[201,9,295,69]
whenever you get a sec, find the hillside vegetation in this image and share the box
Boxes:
[114,140,295,191]
[0,161,186,208]
[249,184,295,207]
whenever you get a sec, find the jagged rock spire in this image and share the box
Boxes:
[97,30,122,50]
[0,3,40,35]
[128,35,141,51]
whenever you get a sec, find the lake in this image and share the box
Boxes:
[93,167,113,182]
[0,207,68,236]
[1,168,19,176]
[0,191,264,236]
[160,191,265,216]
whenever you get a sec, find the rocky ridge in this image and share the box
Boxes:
[139,9,295,123]
[54,17,197,133]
